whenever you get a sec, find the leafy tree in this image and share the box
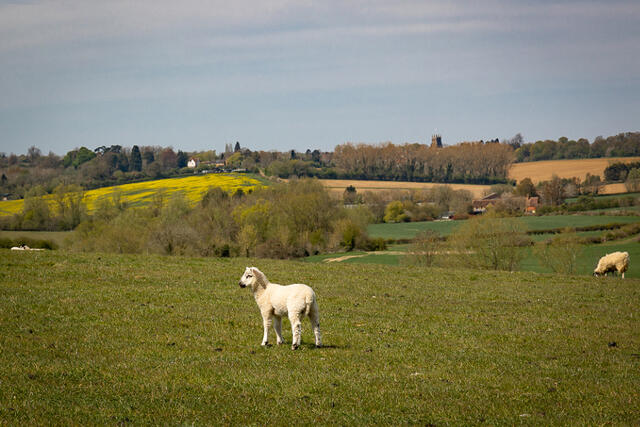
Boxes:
[582,173,603,195]
[384,201,407,223]
[176,150,189,168]
[117,152,129,172]
[159,148,177,169]
[63,147,96,169]
[53,184,85,229]
[311,149,321,163]
[448,212,529,271]
[20,186,52,230]
[533,230,583,274]
[142,149,155,165]
[538,175,565,206]
[625,168,640,192]
[515,177,537,197]
[130,145,142,171]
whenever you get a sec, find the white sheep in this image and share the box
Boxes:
[593,251,629,278]
[238,267,322,350]
[10,245,44,251]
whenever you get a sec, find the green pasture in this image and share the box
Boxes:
[1,251,639,424]
[368,215,640,240]
[519,240,640,276]
[307,239,640,278]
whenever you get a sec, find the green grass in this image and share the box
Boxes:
[518,240,640,276]
[1,251,639,425]
[368,220,462,239]
[369,215,640,239]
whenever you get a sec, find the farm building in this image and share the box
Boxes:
[525,196,539,214]
[472,193,500,213]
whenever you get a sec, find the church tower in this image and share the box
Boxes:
[431,134,442,148]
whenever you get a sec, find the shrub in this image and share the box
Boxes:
[447,212,529,271]
[404,230,442,267]
[533,230,583,274]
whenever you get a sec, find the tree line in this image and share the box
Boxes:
[513,132,640,162]
[332,141,514,184]
[3,131,640,202]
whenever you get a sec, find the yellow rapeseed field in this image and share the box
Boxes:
[0,173,264,217]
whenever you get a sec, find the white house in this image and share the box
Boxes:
[187,158,199,168]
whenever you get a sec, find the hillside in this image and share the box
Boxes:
[1,251,638,424]
[0,173,264,216]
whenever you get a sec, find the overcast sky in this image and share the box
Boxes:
[1,0,639,155]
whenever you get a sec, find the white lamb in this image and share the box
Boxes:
[238,267,322,350]
[593,251,629,278]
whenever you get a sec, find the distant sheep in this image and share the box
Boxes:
[238,267,322,350]
[594,251,629,278]
[10,244,44,251]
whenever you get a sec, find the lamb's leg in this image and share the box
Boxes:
[289,312,303,350]
[309,305,322,348]
[273,316,284,345]
[261,313,272,346]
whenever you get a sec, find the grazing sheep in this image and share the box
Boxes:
[593,251,629,278]
[238,267,322,350]
[10,245,43,251]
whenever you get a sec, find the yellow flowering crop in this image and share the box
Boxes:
[0,173,264,217]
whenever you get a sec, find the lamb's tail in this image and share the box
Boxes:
[304,291,316,317]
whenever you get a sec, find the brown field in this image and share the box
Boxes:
[318,179,491,199]
[320,157,640,198]
[509,157,640,184]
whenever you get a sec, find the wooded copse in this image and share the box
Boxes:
[513,132,640,162]
[332,141,514,184]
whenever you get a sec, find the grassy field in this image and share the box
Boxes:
[367,215,640,240]
[0,173,264,216]
[306,239,640,277]
[1,251,639,424]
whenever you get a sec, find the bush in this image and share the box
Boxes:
[533,230,583,274]
[403,230,442,267]
[447,212,530,271]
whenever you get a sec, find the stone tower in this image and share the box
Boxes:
[431,134,442,148]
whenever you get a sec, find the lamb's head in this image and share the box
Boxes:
[238,267,265,289]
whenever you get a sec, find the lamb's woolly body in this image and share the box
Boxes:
[239,267,321,349]
[594,251,629,278]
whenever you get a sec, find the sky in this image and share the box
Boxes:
[1,0,639,156]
